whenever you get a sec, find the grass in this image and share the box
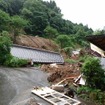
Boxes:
[65,58,79,64]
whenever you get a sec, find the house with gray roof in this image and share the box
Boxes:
[11,44,64,64]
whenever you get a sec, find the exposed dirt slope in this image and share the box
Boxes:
[16,35,59,51]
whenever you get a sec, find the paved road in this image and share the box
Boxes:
[0,67,51,105]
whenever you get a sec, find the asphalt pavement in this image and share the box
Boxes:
[0,67,51,105]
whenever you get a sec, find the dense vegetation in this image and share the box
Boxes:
[0,31,12,65]
[0,31,28,67]
[82,57,105,90]
[0,0,94,48]
[77,57,105,105]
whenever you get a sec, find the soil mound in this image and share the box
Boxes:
[16,35,59,51]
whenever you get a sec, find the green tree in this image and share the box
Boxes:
[10,15,28,43]
[21,0,48,35]
[21,0,93,36]
[56,35,70,48]
[0,0,25,16]
[60,20,74,34]
[0,0,8,12]
[44,25,58,39]
[0,0,93,37]
[21,0,64,36]
[82,57,105,90]
[0,31,28,67]
[0,9,11,32]
[0,31,12,65]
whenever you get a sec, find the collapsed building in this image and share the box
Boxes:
[11,44,64,64]
[86,35,105,68]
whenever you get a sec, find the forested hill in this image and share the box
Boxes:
[0,0,94,47]
[0,0,93,35]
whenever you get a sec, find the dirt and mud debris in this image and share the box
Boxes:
[15,35,82,85]
[41,63,81,83]
[15,35,59,51]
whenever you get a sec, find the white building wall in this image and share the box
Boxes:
[90,43,105,57]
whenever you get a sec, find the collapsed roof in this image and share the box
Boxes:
[86,35,105,51]
[11,44,64,64]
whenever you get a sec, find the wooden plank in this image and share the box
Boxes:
[56,76,76,85]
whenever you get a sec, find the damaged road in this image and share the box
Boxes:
[0,67,51,105]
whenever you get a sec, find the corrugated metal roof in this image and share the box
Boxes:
[11,44,64,64]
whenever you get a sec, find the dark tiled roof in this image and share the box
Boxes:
[11,44,64,64]
[86,35,105,51]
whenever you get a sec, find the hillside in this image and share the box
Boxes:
[15,35,59,51]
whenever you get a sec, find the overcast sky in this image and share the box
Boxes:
[43,0,105,30]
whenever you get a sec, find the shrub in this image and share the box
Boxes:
[81,57,105,90]
[79,55,90,62]
[63,47,73,57]
[77,86,105,105]
[0,32,12,64]
[65,59,79,64]
[0,32,28,67]
[4,56,28,67]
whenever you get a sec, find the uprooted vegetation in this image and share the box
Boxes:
[41,62,81,84]
[41,50,89,84]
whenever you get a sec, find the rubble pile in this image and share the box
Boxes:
[41,63,81,83]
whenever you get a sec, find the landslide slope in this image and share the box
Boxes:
[15,35,59,51]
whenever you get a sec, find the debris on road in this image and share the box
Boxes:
[41,63,81,83]
[50,77,78,98]
[32,86,81,105]
[51,84,64,92]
